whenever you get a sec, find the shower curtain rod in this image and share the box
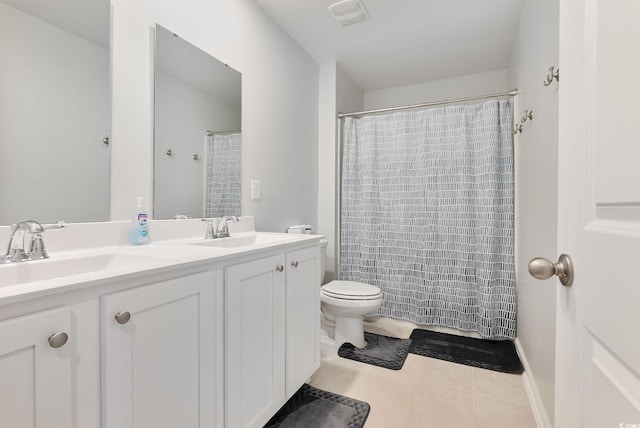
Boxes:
[206,128,241,136]
[337,89,518,119]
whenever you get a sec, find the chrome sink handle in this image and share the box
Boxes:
[30,221,65,260]
[216,216,239,238]
[28,231,48,261]
[201,218,218,240]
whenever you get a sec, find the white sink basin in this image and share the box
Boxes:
[190,233,295,249]
[0,252,166,288]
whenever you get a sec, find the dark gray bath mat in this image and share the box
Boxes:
[408,329,524,374]
[263,384,370,428]
[338,332,412,370]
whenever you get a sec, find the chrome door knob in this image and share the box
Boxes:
[48,332,69,348]
[276,265,284,272]
[115,311,131,324]
[528,254,574,287]
[291,261,299,268]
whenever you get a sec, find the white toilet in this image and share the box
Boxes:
[319,238,383,349]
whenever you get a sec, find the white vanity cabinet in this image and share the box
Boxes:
[285,245,321,398]
[0,307,74,428]
[225,252,286,428]
[0,227,319,428]
[224,243,320,428]
[102,269,218,428]
[0,265,220,428]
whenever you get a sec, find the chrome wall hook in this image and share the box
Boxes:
[543,66,559,86]
[166,149,174,157]
[513,124,523,135]
[521,109,534,123]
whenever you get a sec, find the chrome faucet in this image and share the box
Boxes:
[1,220,49,264]
[216,216,239,238]
[201,216,239,239]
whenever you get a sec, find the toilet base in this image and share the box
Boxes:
[320,328,339,358]
[321,309,368,349]
[335,316,366,348]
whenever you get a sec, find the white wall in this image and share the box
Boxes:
[508,0,559,425]
[154,72,240,219]
[0,3,110,224]
[317,61,338,281]
[110,0,319,232]
[317,62,364,282]
[364,69,510,110]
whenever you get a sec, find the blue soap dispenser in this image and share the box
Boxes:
[130,196,150,245]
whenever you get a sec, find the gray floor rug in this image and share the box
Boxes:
[263,384,370,428]
[338,332,412,370]
[408,329,524,374]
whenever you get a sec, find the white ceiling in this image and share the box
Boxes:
[2,0,524,94]
[252,0,525,91]
[0,0,109,48]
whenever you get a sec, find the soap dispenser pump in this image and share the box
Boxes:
[130,196,150,245]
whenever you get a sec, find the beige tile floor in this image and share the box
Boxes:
[309,321,538,428]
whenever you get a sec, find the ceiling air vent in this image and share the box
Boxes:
[328,0,369,26]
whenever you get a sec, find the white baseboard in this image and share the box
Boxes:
[515,338,553,428]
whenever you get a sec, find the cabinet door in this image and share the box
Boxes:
[285,246,321,398]
[226,254,285,428]
[102,270,216,428]
[0,307,72,428]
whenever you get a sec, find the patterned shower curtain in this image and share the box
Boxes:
[340,99,516,339]
[205,132,241,218]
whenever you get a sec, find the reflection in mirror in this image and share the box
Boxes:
[0,0,111,225]
[154,25,241,220]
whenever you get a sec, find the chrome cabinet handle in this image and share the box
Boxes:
[528,254,574,287]
[291,261,299,268]
[276,265,284,272]
[48,332,69,348]
[115,311,132,324]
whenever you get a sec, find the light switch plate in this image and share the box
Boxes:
[251,180,261,200]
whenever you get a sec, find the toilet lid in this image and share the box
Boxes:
[321,280,382,300]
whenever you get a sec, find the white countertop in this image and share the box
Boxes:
[0,222,322,306]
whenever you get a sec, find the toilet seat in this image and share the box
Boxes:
[321,280,382,301]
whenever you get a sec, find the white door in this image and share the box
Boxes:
[0,307,72,428]
[102,270,216,428]
[225,254,285,428]
[285,246,321,398]
[556,0,640,426]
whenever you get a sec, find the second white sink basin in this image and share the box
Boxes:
[189,233,296,249]
[0,252,166,288]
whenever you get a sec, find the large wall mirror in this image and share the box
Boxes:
[153,25,242,220]
[0,0,111,225]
